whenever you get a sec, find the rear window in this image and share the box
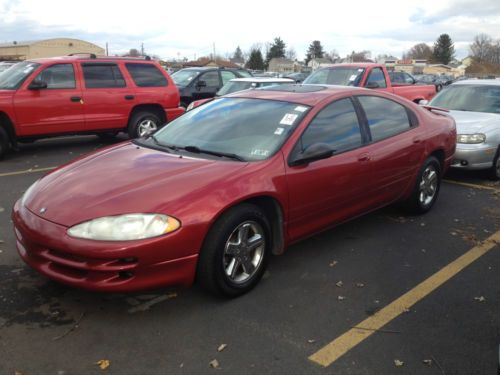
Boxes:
[125,63,167,87]
[82,63,126,88]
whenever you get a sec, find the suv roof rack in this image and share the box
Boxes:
[68,53,97,59]
[65,54,153,61]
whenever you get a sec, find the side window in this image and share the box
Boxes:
[300,98,362,153]
[357,96,412,142]
[125,63,167,87]
[404,73,415,84]
[366,68,387,88]
[221,71,237,85]
[82,64,126,88]
[35,64,75,89]
[199,71,220,87]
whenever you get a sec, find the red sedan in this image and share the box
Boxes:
[12,85,456,297]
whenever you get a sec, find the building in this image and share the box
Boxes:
[183,57,241,69]
[268,58,294,74]
[0,38,105,61]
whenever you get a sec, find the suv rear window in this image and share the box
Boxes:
[82,63,126,88]
[125,63,167,87]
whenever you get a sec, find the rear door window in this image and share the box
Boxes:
[125,63,167,87]
[82,63,126,88]
[35,64,76,89]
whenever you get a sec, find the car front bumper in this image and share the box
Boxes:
[451,143,497,171]
[12,200,198,292]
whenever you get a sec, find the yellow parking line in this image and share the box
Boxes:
[0,166,56,178]
[309,230,500,367]
[444,179,499,192]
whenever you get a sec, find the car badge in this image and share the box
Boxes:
[39,207,47,214]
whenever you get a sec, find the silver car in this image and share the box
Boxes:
[428,79,500,179]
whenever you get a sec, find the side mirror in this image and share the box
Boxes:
[419,99,429,106]
[289,143,334,166]
[196,80,207,88]
[28,80,48,90]
[365,81,380,89]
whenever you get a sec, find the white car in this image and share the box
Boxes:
[429,79,500,179]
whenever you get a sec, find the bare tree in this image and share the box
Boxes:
[286,47,297,61]
[404,43,433,60]
[470,34,495,63]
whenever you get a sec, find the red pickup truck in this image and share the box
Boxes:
[303,63,436,103]
[0,55,184,159]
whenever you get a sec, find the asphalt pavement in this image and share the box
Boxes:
[0,135,498,375]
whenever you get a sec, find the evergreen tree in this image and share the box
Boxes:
[265,37,286,69]
[305,40,324,65]
[233,46,243,60]
[432,34,455,65]
[245,49,265,70]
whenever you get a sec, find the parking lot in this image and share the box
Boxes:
[0,136,498,374]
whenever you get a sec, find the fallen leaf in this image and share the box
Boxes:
[355,283,365,288]
[337,295,346,301]
[336,281,343,287]
[422,359,432,366]
[403,308,411,313]
[394,359,404,367]
[0,207,4,213]
[329,260,338,267]
[180,363,184,368]
[96,359,110,370]
[217,344,227,352]
[374,300,380,304]
[15,371,24,375]
[307,339,316,344]
[421,249,426,253]
[420,222,426,226]
[474,296,486,302]
[450,231,458,236]
[209,359,220,369]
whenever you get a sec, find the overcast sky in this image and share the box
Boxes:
[1,0,499,61]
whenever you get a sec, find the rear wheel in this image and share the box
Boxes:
[489,148,500,180]
[197,204,271,297]
[128,111,161,138]
[403,156,441,214]
[0,127,10,159]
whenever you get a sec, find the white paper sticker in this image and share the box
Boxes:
[274,127,284,135]
[358,68,363,72]
[251,149,270,157]
[280,113,298,126]
[349,75,357,81]
[294,106,308,113]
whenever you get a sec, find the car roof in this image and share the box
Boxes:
[227,84,363,106]
[451,79,500,86]
[229,77,294,83]
[26,55,158,64]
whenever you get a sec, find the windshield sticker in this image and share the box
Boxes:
[358,69,363,72]
[274,127,285,135]
[294,106,308,113]
[280,113,298,126]
[251,149,270,157]
[349,75,358,81]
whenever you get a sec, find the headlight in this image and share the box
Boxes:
[67,214,181,241]
[457,133,486,144]
[186,102,194,111]
[21,180,39,206]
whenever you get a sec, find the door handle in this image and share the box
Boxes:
[413,137,422,144]
[125,95,135,100]
[70,96,81,102]
[357,153,371,162]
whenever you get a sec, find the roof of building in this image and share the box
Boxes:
[269,57,294,65]
[184,57,241,68]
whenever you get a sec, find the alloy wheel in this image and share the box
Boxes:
[419,165,438,207]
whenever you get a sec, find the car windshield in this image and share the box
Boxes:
[148,98,310,161]
[217,81,254,96]
[430,84,500,113]
[171,70,200,86]
[0,61,40,90]
[303,67,365,86]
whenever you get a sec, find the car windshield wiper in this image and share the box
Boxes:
[181,145,246,162]
[148,135,180,152]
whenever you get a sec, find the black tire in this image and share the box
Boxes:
[488,147,500,181]
[128,111,161,138]
[403,156,441,214]
[197,203,271,297]
[0,127,10,160]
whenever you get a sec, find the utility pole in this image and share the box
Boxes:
[141,43,145,56]
[213,42,216,62]
[106,42,109,56]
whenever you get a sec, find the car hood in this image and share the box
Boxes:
[25,142,248,227]
[449,110,500,134]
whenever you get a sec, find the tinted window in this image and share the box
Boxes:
[358,96,411,141]
[300,98,362,153]
[200,71,220,87]
[36,64,75,89]
[221,71,237,85]
[366,68,387,88]
[125,63,167,87]
[82,64,126,88]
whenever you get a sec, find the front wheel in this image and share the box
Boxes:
[403,156,441,214]
[128,111,161,138]
[197,204,271,297]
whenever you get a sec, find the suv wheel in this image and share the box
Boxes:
[128,111,161,138]
[0,127,10,159]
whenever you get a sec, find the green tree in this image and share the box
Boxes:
[305,40,324,65]
[432,34,455,64]
[233,46,243,60]
[245,48,265,70]
[265,37,286,69]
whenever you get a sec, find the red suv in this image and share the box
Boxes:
[0,54,184,158]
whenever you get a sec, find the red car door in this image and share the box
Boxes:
[285,98,372,242]
[13,62,84,135]
[79,62,134,130]
[354,94,425,205]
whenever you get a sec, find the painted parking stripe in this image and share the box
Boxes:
[309,230,500,367]
[0,166,56,178]
[444,179,499,192]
